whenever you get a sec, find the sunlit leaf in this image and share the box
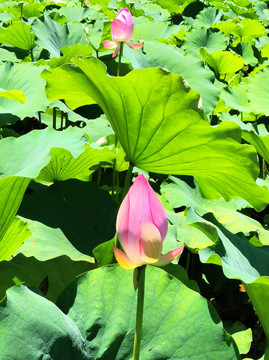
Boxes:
[0,89,26,103]
[248,67,269,115]
[0,217,31,261]
[183,28,228,57]
[0,62,49,118]
[42,57,269,211]
[200,48,244,76]
[0,21,36,50]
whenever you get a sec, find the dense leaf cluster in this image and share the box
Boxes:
[0,0,269,358]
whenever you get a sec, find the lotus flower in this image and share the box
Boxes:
[113,175,184,269]
[103,8,143,58]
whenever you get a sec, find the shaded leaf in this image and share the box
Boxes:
[32,15,87,57]
[0,127,89,178]
[186,209,269,283]
[18,180,117,256]
[0,253,94,302]
[36,145,115,184]
[0,285,89,359]
[57,265,239,359]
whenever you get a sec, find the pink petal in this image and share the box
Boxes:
[126,42,144,50]
[116,8,133,28]
[153,246,185,267]
[112,44,120,58]
[139,221,162,263]
[111,18,133,42]
[103,40,117,49]
[116,190,141,263]
[113,246,142,269]
[134,175,167,241]
[116,175,167,264]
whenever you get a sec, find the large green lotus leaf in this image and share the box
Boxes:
[183,28,228,57]
[132,1,170,21]
[200,48,244,76]
[232,19,266,43]
[186,209,269,283]
[42,44,94,69]
[162,177,269,245]
[18,180,117,255]
[42,57,269,211]
[244,278,269,349]
[221,83,253,113]
[57,265,239,359]
[232,42,258,66]
[83,114,114,143]
[133,18,179,41]
[21,2,44,18]
[167,210,215,250]
[0,127,89,178]
[32,15,87,57]
[0,285,89,359]
[193,6,223,27]
[0,21,36,50]
[0,253,94,302]
[0,217,31,261]
[53,6,93,22]
[41,64,96,109]
[153,0,186,13]
[248,67,269,115]
[0,48,18,62]
[213,21,238,36]
[0,62,49,118]
[14,218,94,263]
[139,41,220,114]
[0,177,30,241]
[36,145,115,184]
[0,89,26,103]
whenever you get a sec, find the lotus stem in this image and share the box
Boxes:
[133,265,146,360]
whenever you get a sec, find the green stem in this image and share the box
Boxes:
[112,160,116,200]
[65,112,69,128]
[30,48,34,62]
[112,135,117,201]
[133,265,146,360]
[60,111,64,129]
[37,111,42,129]
[52,107,57,130]
[19,1,23,19]
[117,42,124,76]
[121,163,134,202]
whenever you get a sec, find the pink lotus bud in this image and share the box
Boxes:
[102,8,143,58]
[111,8,134,42]
[113,175,184,269]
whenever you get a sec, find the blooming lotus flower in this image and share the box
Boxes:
[103,8,143,58]
[113,175,184,269]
